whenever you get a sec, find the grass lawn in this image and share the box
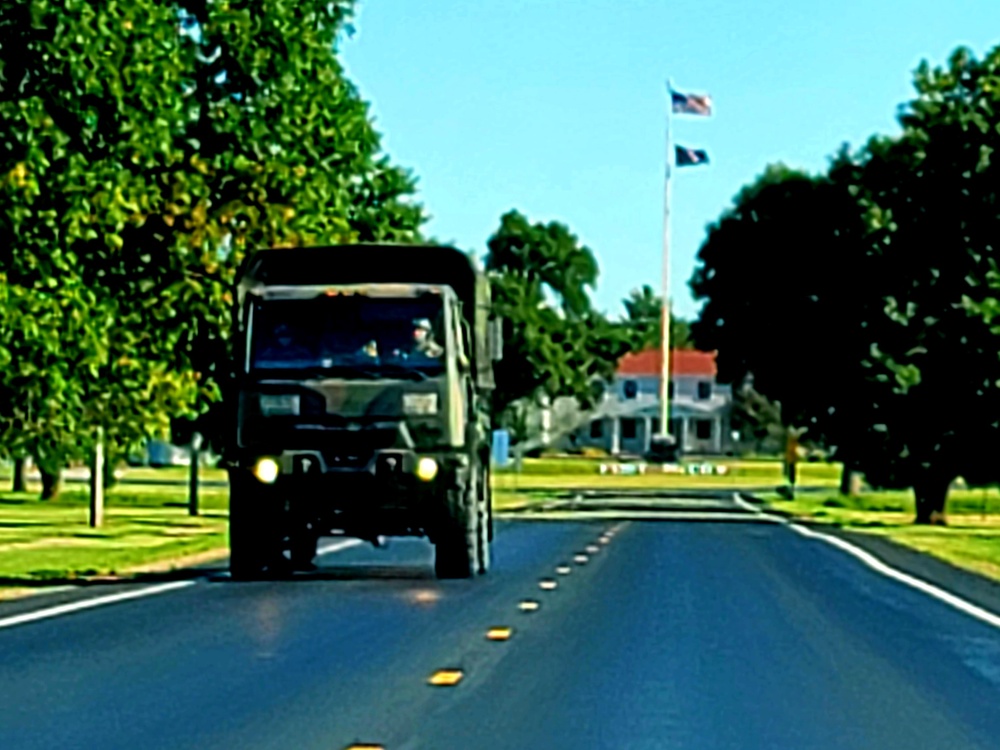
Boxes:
[0,456,835,594]
[758,488,1000,583]
[0,482,230,591]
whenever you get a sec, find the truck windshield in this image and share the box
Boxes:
[249,292,447,377]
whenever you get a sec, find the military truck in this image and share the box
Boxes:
[222,244,502,579]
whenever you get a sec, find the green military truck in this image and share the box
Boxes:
[222,244,502,579]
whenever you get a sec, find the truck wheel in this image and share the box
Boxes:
[434,466,479,579]
[290,526,320,572]
[229,472,272,580]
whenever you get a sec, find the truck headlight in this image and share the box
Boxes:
[253,457,280,484]
[415,457,438,481]
[260,394,300,417]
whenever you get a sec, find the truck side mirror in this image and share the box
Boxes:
[489,317,503,361]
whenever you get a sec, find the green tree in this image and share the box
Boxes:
[690,162,873,492]
[621,284,693,350]
[485,210,630,422]
[691,43,1000,522]
[0,0,426,497]
[841,46,1000,522]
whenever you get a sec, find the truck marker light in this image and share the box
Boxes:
[253,457,280,484]
[486,627,512,640]
[415,457,438,481]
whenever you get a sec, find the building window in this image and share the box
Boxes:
[590,420,603,439]
[623,380,638,399]
[621,418,637,439]
[695,419,713,440]
[668,381,675,398]
[651,418,660,435]
[697,381,712,400]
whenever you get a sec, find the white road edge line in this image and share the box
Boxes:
[732,493,1000,631]
[0,581,196,631]
[0,538,365,632]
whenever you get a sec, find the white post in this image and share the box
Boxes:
[540,393,552,447]
[90,425,104,528]
[611,417,621,456]
[659,79,673,440]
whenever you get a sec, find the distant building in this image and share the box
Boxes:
[564,349,735,457]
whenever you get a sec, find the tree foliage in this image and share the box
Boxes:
[0,0,425,494]
[691,44,1000,523]
[485,210,631,422]
[621,284,693,351]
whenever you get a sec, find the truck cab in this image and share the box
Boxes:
[223,244,501,579]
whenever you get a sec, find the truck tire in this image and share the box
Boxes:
[434,465,481,579]
[290,525,320,571]
[228,471,281,580]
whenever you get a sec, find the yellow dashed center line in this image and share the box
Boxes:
[428,669,464,686]
[487,627,513,640]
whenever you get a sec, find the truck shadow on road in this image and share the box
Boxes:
[205,564,435,583]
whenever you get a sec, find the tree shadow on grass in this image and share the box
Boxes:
[0,565,229,590]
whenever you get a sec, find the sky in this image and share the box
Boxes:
[339,0,1000,321]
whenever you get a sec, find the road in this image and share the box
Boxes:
[2,503,1000,749]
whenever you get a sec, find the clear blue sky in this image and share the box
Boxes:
[340,0,1000,321]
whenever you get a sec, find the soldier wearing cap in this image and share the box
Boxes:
[412,318,443,357]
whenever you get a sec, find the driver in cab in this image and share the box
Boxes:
[411,318,443,357]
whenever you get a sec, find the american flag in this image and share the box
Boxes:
[671,89,712,116]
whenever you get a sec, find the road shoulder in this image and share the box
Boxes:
[739,492,1000,622]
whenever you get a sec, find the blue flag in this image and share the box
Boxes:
[675,146,709,166]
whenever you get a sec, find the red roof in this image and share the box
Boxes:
[616,349,717,377]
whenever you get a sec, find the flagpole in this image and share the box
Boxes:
[658,79,673,443]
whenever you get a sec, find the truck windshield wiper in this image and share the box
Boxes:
[307,364,382,379]
[302,363,430,381]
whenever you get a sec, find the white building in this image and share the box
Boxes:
[564,349,735,457]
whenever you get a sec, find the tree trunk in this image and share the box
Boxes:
[39,465,62,501]
[913,473,951,525]
[103,454,119,490]
[839,459,855,496]
[11,457,25,492]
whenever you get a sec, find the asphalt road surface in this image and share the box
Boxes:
[3,506,1000,749]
